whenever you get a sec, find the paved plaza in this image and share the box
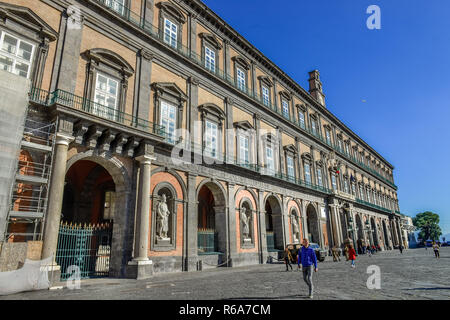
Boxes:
[1,247,449,300]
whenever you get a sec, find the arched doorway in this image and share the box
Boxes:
[370,218,378,247]
[57,160,116,279]
[197,181,227,256]
[306,204,320,245]
[265,195,283,251]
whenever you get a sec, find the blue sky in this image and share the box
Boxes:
[202,0,450,235]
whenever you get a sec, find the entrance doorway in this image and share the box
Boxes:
[56,160,115,279]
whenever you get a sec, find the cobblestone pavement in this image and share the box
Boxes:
[2,247,449,300]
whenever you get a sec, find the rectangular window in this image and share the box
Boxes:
[266,145,275,173]
[94,72,119,120]
[338,139,343,152]
[237,67,246,91]
[359,185,365,200]
[205,120,218,158]
[331,174,337,190]
[239,135,249,164]
[287,156,295,179]
[298,111,305,129]
[282,100,289,119]
[160,100,177,144]
[205,46,215,72]
[345,143,350,156]
[316,167,323,187]
[262,86,270,106]
[344,179,349,193]
[0,32,34,78]
[325,130,331,146]
[351,183,356,195]
[106,0,125,15]
[367,189,372,203]
[164,18,178,48]
[311,119,317,136]
[304,163,311,184]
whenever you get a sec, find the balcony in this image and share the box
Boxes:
[355,198,391,214]
[29,87,167,139]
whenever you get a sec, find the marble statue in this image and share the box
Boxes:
[157,194,170,239]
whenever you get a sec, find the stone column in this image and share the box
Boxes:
[257,190,268,263]
[42,133,74,264]
[224,40,231,77]
[127,154,155,279]
[251,61,257,97]
[281,196,289,246]
[272,77,278,111]
[301,201,309,242]
[278,127,284,175]
[227,183,237,266]
[329,205,341,247]
[184,173,198,271]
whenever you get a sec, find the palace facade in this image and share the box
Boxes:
[0,0,408,281]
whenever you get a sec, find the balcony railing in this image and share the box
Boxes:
[29,87,167,138]
[356,198,391,214]
[93,0,398,191]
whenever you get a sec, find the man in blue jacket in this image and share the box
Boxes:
[297,238,318,299]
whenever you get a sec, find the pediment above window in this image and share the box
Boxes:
[0,3,58,41]
[156,1,186,24]
[283,144,297,155]
[234,120,254,131]
[258,75,273,87]
[198,103,226,122]
[279,90,291,101]
[301,152,313,162]
[82,48,134,76]
[296,104,306,112]
[232,55,250,70]
[323,124,331,131]
[151,82,187,103]
[199,33,222,50]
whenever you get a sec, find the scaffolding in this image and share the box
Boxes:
[5,117,55,242]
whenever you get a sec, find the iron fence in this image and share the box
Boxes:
[56,221,113,280]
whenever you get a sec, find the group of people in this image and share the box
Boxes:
[282,238,359,299]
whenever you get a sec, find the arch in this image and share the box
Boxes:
[306,203,320,245]
[196,179,227,207]
[150,167,187,200]
[264,194,283,251]
[235,186,258,212]
[196,179,228,255]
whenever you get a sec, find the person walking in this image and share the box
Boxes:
[297,238,318,299]
[283,247,293,271]
[344,244,349,261]
[366,244,372,257]
[432,242,440,259]
[348,244,357,268]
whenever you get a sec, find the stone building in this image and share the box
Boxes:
[0,0,409,281]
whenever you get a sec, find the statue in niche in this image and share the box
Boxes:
[240,207,250,240]
[292,216,300,242]
[157,194,170,240]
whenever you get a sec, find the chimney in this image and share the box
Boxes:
[308,70,326,107]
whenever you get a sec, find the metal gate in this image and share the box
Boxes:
[56,221,113,280]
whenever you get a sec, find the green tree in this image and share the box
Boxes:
[412,211,442,241]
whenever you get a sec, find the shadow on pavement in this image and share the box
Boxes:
[403,287,450,291]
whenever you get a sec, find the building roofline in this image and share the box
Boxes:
[184,0,395,169]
